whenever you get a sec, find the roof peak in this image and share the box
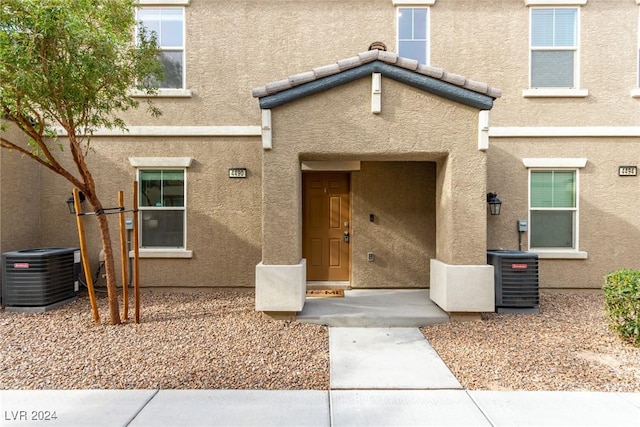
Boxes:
[252,49,502,100]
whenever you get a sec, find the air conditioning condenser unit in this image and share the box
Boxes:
[2,248,81,313]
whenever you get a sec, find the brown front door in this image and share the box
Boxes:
[303,173,350,281]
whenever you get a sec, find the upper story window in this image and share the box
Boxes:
[636,4,640,96]
[524,2,588,98]
[137,7,185,89]
[396,7,430,65]
[530,8,577,89]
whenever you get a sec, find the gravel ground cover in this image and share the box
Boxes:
[1,290,638,392]
[422,291,640,392]
[0,289,329,390]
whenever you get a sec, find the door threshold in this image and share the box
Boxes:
[306,281,350,290]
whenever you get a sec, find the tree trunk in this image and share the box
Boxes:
[91,200,122,325]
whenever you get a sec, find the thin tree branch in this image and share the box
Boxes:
[0,136,84,189]
[4,107,71,176]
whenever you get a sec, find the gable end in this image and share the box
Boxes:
[256,61,496,111]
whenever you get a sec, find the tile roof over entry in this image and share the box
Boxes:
[252,49,502,111]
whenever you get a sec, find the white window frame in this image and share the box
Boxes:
[523,158,587,259]
[633,4,640,98]
[523,5,588,98]
[395,6,431,66]
[129,157,193,258]
[133,2,191,97]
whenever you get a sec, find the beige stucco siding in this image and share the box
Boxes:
[0,122,41,256]
[124,0,394,127]
[37,136,262,288]
[122,0,640,136]
[431,0,640,127]
[351,161,436,288]
[487,138,640,289]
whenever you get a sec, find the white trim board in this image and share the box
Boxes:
[392,0,436,5]
[524,0,587,5]
[129,157,193,167]
[301,161,361,171]
[522,158,587,168]
[489,127,640,138]
[137,0,191,5]
[54,126,261,137]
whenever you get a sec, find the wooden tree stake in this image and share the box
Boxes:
[118,191,129,321]
[73,188,100,326]
[133,181,141,323]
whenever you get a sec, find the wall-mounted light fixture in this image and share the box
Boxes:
[486,192,502,216]
[66,191,85,214]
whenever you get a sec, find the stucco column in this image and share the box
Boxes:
[255,147,306,312]
[435,152,488,265]
[261,151,302,265]
[431,151,494,313]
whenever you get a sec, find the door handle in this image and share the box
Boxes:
[344,232,350,243]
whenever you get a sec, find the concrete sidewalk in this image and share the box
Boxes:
[3,389,639,427]
[1,327,639,426]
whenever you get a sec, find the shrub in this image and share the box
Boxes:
[603,269,640,347]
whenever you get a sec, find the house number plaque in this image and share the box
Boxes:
[618,166,637,177]
[228,168,247,178]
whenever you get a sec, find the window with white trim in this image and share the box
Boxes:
[396,7,429,65]
[637,6,640,90]
[529,169,578,250]
[137,7,185,89]
[530,7,579,89]
[138,169,186,248]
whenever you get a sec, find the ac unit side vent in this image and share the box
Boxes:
[2,248,80,311]
[487,250,539,312]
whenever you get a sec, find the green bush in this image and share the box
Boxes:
[603,269,640,347]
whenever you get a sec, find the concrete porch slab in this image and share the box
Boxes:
[297,289,449,327]
[128,390,329,427]
[329,327,462,390]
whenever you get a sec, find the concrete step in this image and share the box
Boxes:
[297,289,449,327]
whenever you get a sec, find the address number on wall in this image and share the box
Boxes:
[618,166,637,177]
[228,168,247,178]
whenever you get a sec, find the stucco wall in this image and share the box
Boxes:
[431,0,640,127]
[121,0,640,130]
[351,161,436,288]
[487,138,640,289]
[38,136,262,288]
[0,122,41,255]
[123,0,394,127]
